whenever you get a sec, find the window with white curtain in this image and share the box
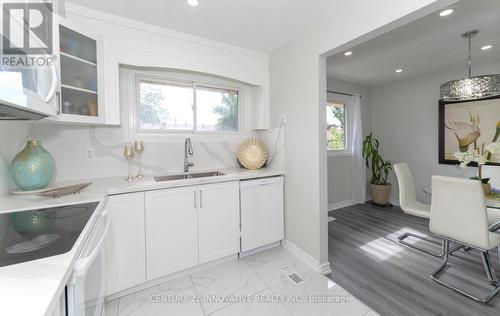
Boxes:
[326,101,347,150]
[326,93,353,156]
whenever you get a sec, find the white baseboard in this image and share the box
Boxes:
[328,200,355,211]
[282,240,332,275]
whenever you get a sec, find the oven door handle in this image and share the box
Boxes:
[75,211,110,277]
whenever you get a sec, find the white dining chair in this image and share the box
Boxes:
[430,176,500,303]
[394,163,444,257]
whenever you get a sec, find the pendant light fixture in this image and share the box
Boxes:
[440,30,500,101]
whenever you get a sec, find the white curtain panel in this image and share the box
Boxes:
[351,94,366,203]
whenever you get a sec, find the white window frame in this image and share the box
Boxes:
[327,93,353,157]
[134,72,242,136]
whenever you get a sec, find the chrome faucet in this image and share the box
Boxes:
[184,137,194,173]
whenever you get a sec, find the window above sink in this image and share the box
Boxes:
[120,67,254,142]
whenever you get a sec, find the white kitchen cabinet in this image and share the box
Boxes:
[144,181,240,281]
[145,187,198,280]
[105,192,146,296]
[43,16,120,125]
[105,181,241,288]
[198,182,240,264]
[49,17,105,124]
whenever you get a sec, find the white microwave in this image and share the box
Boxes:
[0,2,58,121]
[0,65,58,120]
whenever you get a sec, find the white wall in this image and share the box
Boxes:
[371,58,500,204]
[326,78,371,208]
[0,122,31,196]
[327,155,352,206]
[269,0,451,271]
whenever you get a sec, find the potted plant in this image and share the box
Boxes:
[455,142,500,195]
[362,133,392,205]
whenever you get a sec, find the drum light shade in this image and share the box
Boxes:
[440,74,500,101]
[440,30,500,101]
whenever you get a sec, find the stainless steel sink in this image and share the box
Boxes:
[154,174,189,182]
[187,171,225,178]
[154,171,225,182]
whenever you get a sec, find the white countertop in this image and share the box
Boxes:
[0,167,284,214]
[0,167,285,316]
[84,167,285,196]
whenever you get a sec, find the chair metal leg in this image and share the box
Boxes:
[397,232,461,258]
[431,239,500,303]
[481,251,499,287]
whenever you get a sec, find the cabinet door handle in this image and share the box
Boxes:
[194,190,197,209]
[199,190,203,208]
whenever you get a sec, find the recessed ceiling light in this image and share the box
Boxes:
[344,51,352,56]
[187,0,199,7]
[439,9,454,17]
[395,69,403,73]
[481,45,493,50]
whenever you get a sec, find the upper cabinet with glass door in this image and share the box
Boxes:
[50,18,105,124]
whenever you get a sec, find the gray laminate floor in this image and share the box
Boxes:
[328,203,500,316]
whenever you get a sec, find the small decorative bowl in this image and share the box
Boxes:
[237,139,268,170]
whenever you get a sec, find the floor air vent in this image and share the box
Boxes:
[280,265,305,284]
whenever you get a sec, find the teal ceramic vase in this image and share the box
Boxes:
[10,140,55,191]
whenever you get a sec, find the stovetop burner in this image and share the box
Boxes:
[0,202,98,267]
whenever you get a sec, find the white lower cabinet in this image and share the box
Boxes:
[145,181,240,279]
[105,181,241,294]
[105,192,146,296]
[145,187,199,280]
[198,182,240,264]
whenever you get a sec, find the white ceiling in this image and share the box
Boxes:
[327,0,500,87]
[68,0,339,53]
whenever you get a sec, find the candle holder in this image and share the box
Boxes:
[124,144,135,181]
[134,140,144,178]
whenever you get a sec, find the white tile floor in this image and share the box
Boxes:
[105,246,379,316]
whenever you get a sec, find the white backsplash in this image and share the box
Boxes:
[255,127,286,171]
[0,122,285,194]
[30,124,245,182]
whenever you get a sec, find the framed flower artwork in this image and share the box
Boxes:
[439,95,500,165]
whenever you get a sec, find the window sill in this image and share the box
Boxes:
[327,150,352,157]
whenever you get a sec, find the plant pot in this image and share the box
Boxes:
[482,183,491,196]
[371,183,392,206]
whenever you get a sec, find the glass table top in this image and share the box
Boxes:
[486,197,500,232]
[486,196,500,209]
